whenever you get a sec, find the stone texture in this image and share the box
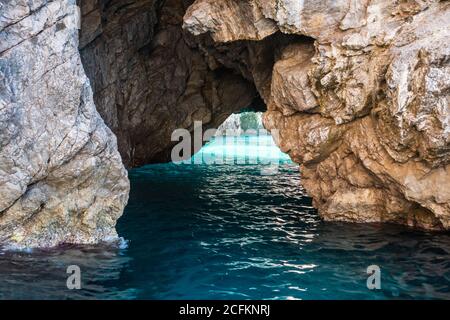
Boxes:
[78,0,259,167]
[184,0,450,230]
[1,0,449,250]
[183,0,278,42]
[0,0,129,248]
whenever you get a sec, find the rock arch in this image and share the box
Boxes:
[182,0,450,230]
[0,0,449,248]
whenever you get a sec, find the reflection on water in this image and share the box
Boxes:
[0,136,449,299]
[190,135,291,165]
[0,244,134,299]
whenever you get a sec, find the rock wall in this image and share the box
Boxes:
[0,0,279,248]
[0,0,129,248]
[184,0,450,230]
[1,0,449,248]
[78,0,259,167]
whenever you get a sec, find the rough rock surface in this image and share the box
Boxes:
[78,0,259,167]
[184,0,450,230]
[0,0,129,248]
[1,0,449,249]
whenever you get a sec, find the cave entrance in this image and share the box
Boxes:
[184,111,292,172]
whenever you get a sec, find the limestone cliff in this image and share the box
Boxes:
[184,0,450,230]
[1,0,449,248]
[78,0,259,167]
[0,0,129,248]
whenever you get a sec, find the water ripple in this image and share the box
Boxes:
[0,152,450,299]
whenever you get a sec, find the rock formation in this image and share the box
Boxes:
[78,0,259,167]
[0,0,129,248]
[184,0,450,230]
[216,112,264,136]
[0,0,449,248]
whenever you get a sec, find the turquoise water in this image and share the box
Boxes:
[189,135,291,165]
[0,135,450,299]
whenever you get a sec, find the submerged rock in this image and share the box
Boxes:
[184,0,450,230]
[0,0,129,248]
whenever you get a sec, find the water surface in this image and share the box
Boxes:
[0,136,449,299]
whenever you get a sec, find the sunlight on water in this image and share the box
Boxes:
[190,135,292,164]
[1,133,450,300]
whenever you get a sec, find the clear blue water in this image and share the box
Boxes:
[0,135,450,299]
[189,135,291,165]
